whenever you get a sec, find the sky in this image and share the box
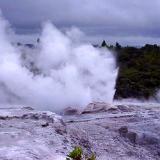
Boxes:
[0,0,160,45]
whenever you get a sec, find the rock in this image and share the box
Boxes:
[138,134,159,145]
[63,107,80,115]
[118,126,128,137]
[0,107,69,160]
[63,103,160,159]
[126,132,137,144]
[21,111,61,123]
[119,126,137,144]
[0,103,160,160]
[41,122,49,127]
[116,105,133,112]
[22,106,34,110]
[82,102,117,114]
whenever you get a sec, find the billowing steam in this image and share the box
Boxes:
[0,14,118,111]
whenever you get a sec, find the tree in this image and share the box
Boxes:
[115,42,121,50]
[101,40,107,47]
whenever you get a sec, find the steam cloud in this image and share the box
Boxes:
[0,14,118,111]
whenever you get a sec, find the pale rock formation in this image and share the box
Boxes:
[0,103,160,160]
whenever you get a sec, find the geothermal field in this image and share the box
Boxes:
[0,1,160,160]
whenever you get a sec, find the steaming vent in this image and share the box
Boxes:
[0,14,118,111]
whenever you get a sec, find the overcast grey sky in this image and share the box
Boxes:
[0,0,160,45]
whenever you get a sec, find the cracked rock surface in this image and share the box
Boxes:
[0,103,160,160]
[64,102,160,160]
[0,106,69,160]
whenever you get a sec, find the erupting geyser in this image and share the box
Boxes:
[0,14,118,111]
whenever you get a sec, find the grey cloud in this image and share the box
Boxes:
[0,0,160,45]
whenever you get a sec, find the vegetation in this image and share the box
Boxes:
[66,147,96,160]
[101,42,160,100]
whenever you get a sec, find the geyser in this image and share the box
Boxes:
[0,14,118,111]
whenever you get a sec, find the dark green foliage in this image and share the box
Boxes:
[66,147,96,160]
[101,40,107,47]
[67,147,83,160]
[114,44,160,99]
[115,42,122,50]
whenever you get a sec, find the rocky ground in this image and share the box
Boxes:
[0,102,160,160]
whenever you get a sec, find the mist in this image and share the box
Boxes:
[0,14,118,112]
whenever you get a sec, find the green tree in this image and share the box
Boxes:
[101,40,107,47]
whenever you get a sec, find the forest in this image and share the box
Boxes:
[101,41,160,100]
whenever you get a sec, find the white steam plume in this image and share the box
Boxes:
[0,15,118,111]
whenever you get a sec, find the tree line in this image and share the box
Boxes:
[100,41,160,100]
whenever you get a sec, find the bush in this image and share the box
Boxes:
[66,147,83,160]
[66,147,96,160]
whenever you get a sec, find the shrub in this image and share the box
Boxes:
[66,147,96,160]
[66,147,83,160]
